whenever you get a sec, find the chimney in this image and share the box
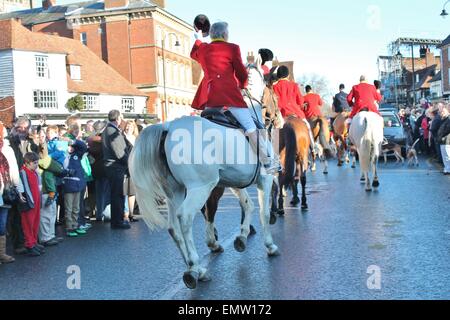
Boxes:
[152,0,166,8]
[104,0,129,10]
[425,49,436,68]
[42,0,56,10]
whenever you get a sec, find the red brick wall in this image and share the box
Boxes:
[443,45,450,94]
[104,0,129,9]
[105,19,131,81]
[146,92,158,115]
[31,20,73,38]
[129,18,156,85]
[0,97,15,127]
[74,23,104,61]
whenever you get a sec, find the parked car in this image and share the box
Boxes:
[381,110,407,146]
[379,103,398,112]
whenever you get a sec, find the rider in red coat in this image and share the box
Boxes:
[273,66,315,148]
[347,76,382,118]
[273,66,305,119]
[191,32,248,110]
[190,21,280,173]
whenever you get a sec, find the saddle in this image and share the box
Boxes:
[201,108,265,130]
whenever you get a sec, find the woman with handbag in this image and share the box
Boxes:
[0,123,24,264]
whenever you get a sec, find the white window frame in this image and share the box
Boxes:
[82,95,99,111]
[33,90,58,109]
[121,98,135,113]
[35,55,49,78]
[70,65,81,80]
[80,32,87,46]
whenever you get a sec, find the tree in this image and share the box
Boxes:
[66,95,85,112]
[297,73,333,116]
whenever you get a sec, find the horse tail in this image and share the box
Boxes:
[283,122,297,185]
[129,124,170,230]
[359,117,371,173]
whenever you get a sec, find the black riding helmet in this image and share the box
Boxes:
[194,14,211,36]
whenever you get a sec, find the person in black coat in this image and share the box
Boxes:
[102,110,131,229]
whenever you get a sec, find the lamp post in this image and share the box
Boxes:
[161,32,180,122]
[395,51,402,107]
[441,0,449,17]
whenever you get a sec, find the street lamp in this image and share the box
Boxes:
[441,0,449,17]
[161,32,180,122]
[394,51,402,106]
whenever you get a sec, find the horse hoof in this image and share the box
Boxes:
[270,214,277,225]
[249,225,257,236]
[290,197,300,206]
[360,177,365,182]
[301,204,308,211]
[234,236,247,253]
[199,272,212,282]
[323,171,328,175]
[210,245,224,254]
[365,188,372,192]
[268,249,280,257]
[372,180,380,188]
[277,209,285,216]
[183,271,199,290]
[337,163,343,167]
[352,165,356,169]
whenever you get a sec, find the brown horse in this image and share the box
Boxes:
[309,116,334,174]
[272,116,311,214]
[333,112,350,166]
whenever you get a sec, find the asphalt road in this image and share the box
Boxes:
[0,157,449,300]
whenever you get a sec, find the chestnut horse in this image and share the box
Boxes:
[272,116,311,214]
[332,112,356,167]
[310,117,334,174]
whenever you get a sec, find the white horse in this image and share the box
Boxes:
[349,111,384,191]
[129,107,279,290]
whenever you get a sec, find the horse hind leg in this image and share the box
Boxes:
[204,187,225,254]
[257,174,280,257]
[167,189,191,269]
[230,188,255,253]
[178,183,218,289]
[300,171,308,211]
[372,158,380,189]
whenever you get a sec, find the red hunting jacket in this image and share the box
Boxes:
[303,93,323,119]
[273,79,305,119]
[190,40,248,110]
[347,82,382,118]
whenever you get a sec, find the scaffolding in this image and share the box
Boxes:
[379,37,442,106]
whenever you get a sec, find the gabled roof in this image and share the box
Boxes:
[0,19,147,97]
[409,65,438,91]
[0,1,190,28]
[429,71,441,83]
[0,1,97,25]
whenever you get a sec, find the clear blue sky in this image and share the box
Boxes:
[57,0,449,97]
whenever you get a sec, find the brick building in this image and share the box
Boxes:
[0,18,148,127]
[0,0,197,121]
[439,34,450,99]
